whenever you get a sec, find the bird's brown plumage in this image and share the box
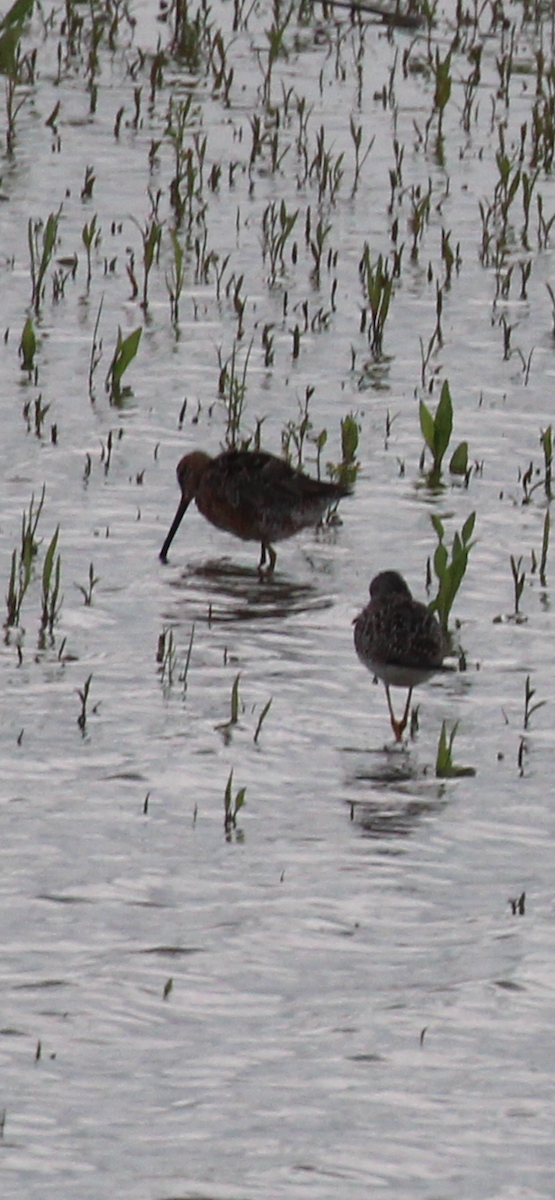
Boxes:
[160,449,352,572]
[354,570,446,740]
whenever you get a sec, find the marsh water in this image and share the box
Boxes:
[2,0,555,1196]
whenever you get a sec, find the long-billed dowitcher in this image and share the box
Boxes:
[353,570,446,741]
[160,449,352,573]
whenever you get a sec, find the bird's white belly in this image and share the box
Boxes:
[358,655,436,689]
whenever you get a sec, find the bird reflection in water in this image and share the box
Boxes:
[162,558,336,624]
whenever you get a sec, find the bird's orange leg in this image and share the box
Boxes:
[385,686,413,742]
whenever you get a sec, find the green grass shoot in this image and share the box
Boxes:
[105,325,142,404]
[254,697,272,743]
[224,767,246,832]
[523,675,545,730]
[429,511,475,633]
[420,380,468,483]
[19,315,36,372]
[435,720,476,777]
[40,525,62,634]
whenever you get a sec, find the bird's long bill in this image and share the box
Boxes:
[159,494,191,562]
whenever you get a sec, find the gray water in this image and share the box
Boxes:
[1,0,555,1196]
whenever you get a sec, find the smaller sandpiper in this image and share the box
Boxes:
[353,570,447,741]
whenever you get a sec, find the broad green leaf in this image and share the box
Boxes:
[19,315,36,370]
[341,415,359,462]
[462,511,476,544]
[234,787,246,814]
[434,543,448,578]
[507,170,521,205]
[82,214,98,250]
[112,326,142,385]
[435,721,475,777]
[449,440,468,474]
[433,379,453,466]
[431,513,444,540]
[42,526,59,596]
[435,720,449,775]
[419,400,435,453]
[0,0,34,30]
[42,211,59,260]
[0,25,18,74]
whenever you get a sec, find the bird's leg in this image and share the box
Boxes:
[385,685,402,742]
[398,687,413,739]
[258,543,276,578]
[385,685,413,742]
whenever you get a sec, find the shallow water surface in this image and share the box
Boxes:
[1,0,555,1196]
